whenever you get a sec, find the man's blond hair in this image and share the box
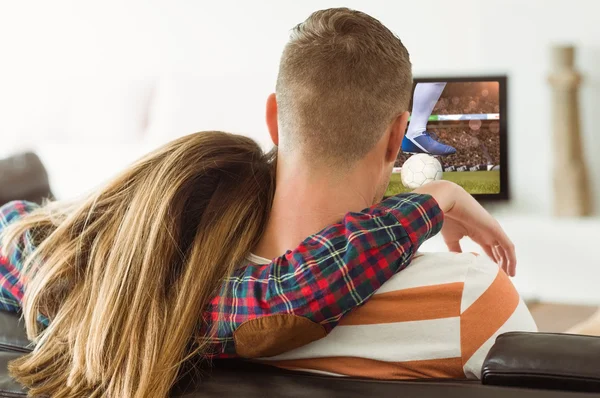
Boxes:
[276,8,413,166]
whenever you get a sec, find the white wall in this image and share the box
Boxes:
[1,0,600,213]
[1,1,599,304]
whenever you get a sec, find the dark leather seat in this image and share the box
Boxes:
[0,350,595,398]
[0,313,30,354]
[0,311,597,398]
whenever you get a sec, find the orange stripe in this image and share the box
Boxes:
[265,356,465,379]
[460,269,519,363]
[339,282,463,325]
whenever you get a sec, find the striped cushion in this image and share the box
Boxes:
[259,252,537,379]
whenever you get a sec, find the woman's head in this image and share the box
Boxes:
[2,131,276,397]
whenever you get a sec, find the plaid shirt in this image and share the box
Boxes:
[0,194,443,357]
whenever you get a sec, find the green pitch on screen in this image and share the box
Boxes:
[385,170,501,196]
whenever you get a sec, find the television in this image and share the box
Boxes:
[385,76,508,201]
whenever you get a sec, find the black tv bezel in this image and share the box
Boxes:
[398,75,509,201]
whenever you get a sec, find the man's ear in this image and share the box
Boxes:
[385,111,409,163]
[266,93,279,146]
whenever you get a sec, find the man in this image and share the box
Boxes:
[251,8,535,379]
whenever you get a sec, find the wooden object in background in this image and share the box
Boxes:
[548,45,592,216]
[527,301,599,333]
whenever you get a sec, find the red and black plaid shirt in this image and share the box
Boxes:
[1,193,443,357]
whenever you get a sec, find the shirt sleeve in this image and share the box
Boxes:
[206,193,443,355]
[0,200,40,314]
[460,254,538,379]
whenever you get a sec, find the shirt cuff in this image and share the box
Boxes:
[387,193,444,250]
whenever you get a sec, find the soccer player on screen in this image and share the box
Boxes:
[401,82,457,156]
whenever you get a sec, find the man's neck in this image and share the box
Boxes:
[253,161,376,260]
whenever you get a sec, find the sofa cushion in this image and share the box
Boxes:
[0,352,26,398]
[0,312,30,354]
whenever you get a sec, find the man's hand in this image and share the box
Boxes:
[413,181,516,276]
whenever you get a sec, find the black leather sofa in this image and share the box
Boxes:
[2,311,600,398]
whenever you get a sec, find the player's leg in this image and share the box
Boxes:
[402,82,456,156]
[406,82,446,139]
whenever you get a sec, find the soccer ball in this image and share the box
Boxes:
[401,154,443,189]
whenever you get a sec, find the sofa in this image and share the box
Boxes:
[2,311,600,398]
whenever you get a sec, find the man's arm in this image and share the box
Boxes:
[205,193,443,356]
[265,192,443,328]
[460,254,537,379]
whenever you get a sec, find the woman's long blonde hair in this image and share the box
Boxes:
[1,131,276,397]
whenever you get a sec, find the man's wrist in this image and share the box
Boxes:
[413,180,458,214]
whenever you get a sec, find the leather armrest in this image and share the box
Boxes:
[482,332,600,392]
[0,312,31,354]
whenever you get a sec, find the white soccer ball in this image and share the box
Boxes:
[400,154,443,189]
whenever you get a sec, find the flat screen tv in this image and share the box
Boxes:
[385,76,508,201]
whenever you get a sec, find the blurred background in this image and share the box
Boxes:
[1,0,599,327]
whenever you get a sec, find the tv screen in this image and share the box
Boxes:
[385,76,508,200]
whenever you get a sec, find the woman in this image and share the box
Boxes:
[1,131,512,397]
